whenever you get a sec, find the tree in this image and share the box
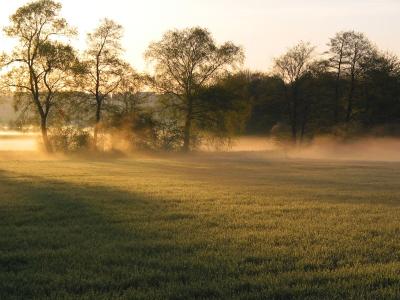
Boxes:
[112,67,143,117]
[107,67,146,137]
[195,72,253,144]
[0,0,76,152]
[273,41,315,143]
[78,18,127,148]
[327,31,352,123]
[244,73,286,135]
[145,27,244,152]
[297,60,334,140]
[359,52,400,128]
[342,32,373,122]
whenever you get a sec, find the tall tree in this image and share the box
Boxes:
[145,27,243,152]
[342,32,373,122]
[274,41,315,143]
[79,18,127,148]
[327,31,352,124]
[0,0,75,152]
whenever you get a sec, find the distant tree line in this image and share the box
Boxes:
[1,0,399,153]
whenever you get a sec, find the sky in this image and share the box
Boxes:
[1,0,400,72]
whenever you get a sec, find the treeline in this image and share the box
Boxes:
[248,38,400,143]
[1,0,400,153]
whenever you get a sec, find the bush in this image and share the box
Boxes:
[50,127,91,152]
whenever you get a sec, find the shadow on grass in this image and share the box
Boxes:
[0,170,233,299]
[1,169,400,299]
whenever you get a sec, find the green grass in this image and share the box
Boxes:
[1,153,400,299]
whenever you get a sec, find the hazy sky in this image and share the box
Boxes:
[1,0,400,72]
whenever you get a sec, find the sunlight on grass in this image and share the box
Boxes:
[1,154,400,299]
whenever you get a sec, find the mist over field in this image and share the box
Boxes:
[229,136,400,162]
[0,130,38,151]
[2,131,400,163]
[289,137,400,161]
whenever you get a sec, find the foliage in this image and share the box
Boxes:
[145,27,244,151]
[49,126,91,152]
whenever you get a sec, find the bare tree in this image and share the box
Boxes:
[274,41,315,142]
[78,18,127,148]
[0,0,76,152]
[145,27,244,152]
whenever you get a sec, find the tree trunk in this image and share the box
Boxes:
[334,65,341,124]
[300,104,309,144]
[291,113,297,144]
[30,86,52,153]
[182,97,193,152]
[291,85,298,144]
[93,100,102,149]
[40,117,52,153]
[346,73,355,122]
[300,122,305,144]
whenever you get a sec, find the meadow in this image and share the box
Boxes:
[1,152,400,299]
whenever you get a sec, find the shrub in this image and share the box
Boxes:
[50,127,91,152]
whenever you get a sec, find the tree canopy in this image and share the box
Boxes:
[145,27,244,151]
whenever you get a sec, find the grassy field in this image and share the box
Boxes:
[1,152,400,299]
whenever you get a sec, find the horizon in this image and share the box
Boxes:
[1,0,400,72]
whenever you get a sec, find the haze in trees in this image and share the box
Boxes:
[78,18,128,148]
[0,0,76,152]
[0,0,400,154]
